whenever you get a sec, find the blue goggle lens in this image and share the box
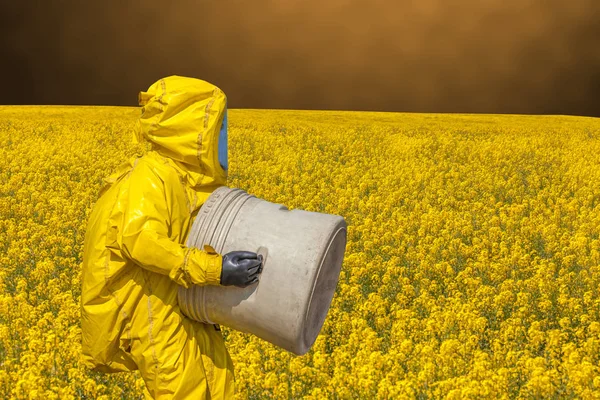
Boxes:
[218,108,228,171]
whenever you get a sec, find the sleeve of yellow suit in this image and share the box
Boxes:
[108,160,223,288]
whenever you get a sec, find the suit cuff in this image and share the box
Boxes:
[202,244,223,285]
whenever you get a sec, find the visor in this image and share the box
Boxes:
[218,107,228,171]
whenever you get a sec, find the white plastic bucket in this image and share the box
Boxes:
[178,186,347,355]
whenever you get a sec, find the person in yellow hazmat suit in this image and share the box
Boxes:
[80,75,263,399]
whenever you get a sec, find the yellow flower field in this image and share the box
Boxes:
[1,105,599,399]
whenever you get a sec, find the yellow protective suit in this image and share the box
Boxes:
[81,76,234,399]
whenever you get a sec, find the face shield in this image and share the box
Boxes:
[218,106,228,172]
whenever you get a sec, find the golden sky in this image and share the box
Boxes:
[2,0,599,116]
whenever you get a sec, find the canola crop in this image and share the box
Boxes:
[0,105,599,399]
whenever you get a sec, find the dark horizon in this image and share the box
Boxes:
[2,0,599,118]
[2,104,596,119]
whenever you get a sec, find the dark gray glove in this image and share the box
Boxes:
[220,251,263,288]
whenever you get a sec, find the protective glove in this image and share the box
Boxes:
[220,251,264,288]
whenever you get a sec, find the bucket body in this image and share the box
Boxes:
[178,186,347,355]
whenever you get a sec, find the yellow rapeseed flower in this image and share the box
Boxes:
[1,106,599,398]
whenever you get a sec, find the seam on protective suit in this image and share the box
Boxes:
[147,79,167,143]
[180,174,192,214]
[159,79,166,102]
[181,247,193,287]
[145,272,161,391]
[199,89,217,171]
[203,92,215,129]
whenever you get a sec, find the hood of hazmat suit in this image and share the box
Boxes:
[81,76,234,400]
